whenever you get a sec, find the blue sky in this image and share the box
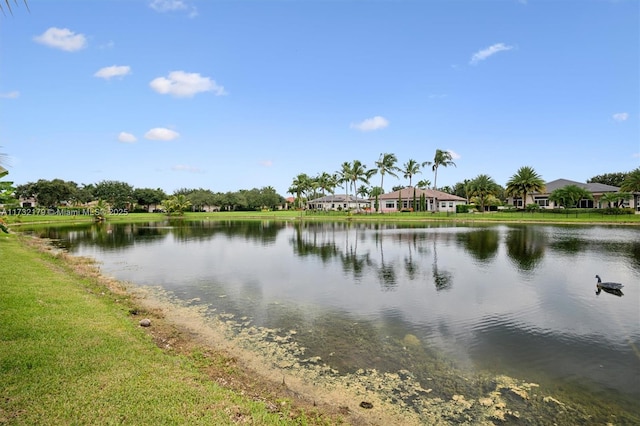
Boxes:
[1,0,638,197]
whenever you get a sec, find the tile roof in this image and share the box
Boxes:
[543,179,620,194]
[377,186,466,201]
[308,194,371,203]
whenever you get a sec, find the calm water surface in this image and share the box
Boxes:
[34,220,640,415]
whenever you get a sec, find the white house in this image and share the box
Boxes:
[307,194,371,211]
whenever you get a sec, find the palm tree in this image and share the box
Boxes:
[620,167,640,193]
[505,166,545,210]
[315,172,334,197]
[93,198,110,222]
[431,149,456,191]
[600,192,632,208]
[356,185,370,200]
[337,162,352,195]
[467,174,500,212]
[548,185,593,208]
[163,194,192,215]
[401,159,421,211]
[0,0,28,15]
[416,179,431,189]
[347,160,375,212]
[289,173,311,209]
[375,153,400,194]
[0,147,8,178]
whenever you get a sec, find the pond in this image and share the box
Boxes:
[29,220,640,423]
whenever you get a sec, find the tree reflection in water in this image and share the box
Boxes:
[505,225,546,271]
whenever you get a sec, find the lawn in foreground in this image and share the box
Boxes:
[0,234,335,425]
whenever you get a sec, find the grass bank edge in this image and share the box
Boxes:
[0,233,342,425]
[5,209,640,227]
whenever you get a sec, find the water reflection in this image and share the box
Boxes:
[595,286,624,297]
[23,220,640,418]
[456,228,499,264]
[505,226,546,271]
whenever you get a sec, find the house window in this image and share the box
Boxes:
[343,204,347,208]
[331,203,335,208]
[449,202,453,208]
[535,197,549,207]
[385,202,395,209]
[513,198,523,207]
[441,202,446,208]
[579,199,594,208]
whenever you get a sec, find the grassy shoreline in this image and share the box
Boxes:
[0,233,367,425]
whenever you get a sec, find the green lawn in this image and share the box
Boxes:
[0,234,336,425]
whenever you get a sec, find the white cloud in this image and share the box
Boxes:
[172,164,203,173]
[0,91,20,99]
[94,65,131,80]
[633,152,640,158]
[350,116,389,132]
[149,0,197,17]
[150,71,226,98]
[118,132,137,143]
[33,27,87,52]
[144,128,180,141]
[612,112,629,122]
[149,0,186,11]
[470,43,513,65]
[260,160,273,167]
[447,149,461,160]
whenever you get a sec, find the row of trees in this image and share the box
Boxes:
[463,168,639,211]
[289,149,640,212]
[8,179,285,212]
[288,149,457,211]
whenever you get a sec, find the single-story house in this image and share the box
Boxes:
[506,178,639,210]
[376,187,467,213]
[19,197,37,208]
[307,194,371,211]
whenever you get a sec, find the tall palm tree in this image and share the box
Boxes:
[402,159,421,188]
[505,166,545,210]
[315,172,334,197]
[431,149,456,190]
[375,153,399,193]
[337,161,353,198]
[348,160,376,212]
[402,159,422,210]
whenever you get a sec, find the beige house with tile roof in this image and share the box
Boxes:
[376,187,466,213]
[506,178,639,211]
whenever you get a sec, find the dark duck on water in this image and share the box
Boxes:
[595,275,624,296]
[595,275,624,290]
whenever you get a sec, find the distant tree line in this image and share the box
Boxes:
[288,149,640,212]
[10,179,285,212]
